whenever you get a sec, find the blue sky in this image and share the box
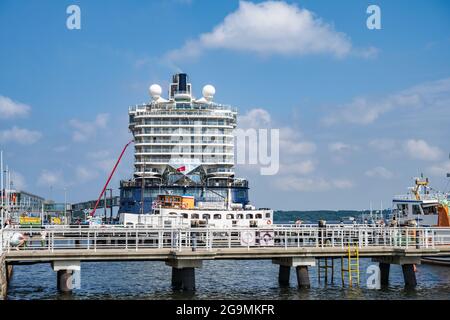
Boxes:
[0,0,449,210]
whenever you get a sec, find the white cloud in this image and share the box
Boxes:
[0,126,42,145]
[37,170,64,187]
[323,77,450,125]
[238,108,271,129]
[166,1,373,61]
[404,139,443,161]
[275,176,353,192]
[328,142,358,153]
[87,150,111,160]
[94,158,116,173]
[280,160,315,175]
[53,145,69,153]
[237,108,316,157]
[428,161,450,177]
[11,171,26,190]
[279,127,316,155]
[365,166,394,179]
[368,139,397,152]
[0,95,30,119]
[69,113,110,142]
[76,166,99,183]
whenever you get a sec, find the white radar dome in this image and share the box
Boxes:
[149,84,162,100]
[202,85,215,101]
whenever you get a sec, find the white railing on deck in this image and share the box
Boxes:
[1,225,450,253]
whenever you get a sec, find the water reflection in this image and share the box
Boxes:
[6,259,450,300]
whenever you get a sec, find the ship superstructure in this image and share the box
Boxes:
[119,73,250,215]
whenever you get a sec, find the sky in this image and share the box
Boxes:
[0,0,449,210]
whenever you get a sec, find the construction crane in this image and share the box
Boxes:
[89,140,133,217]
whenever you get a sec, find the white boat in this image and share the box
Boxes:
[388,175,450,266]
[120,194,273,229]
[389,175,449,227]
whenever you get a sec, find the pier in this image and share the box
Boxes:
[1,224,450,297]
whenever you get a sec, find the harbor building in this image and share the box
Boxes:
[1,189,45,213]
[119,73,250,214]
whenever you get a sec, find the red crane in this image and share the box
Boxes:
[89,140,133,217]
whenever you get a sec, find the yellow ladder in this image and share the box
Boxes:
[318,257,335,284]
[341,246,360,287]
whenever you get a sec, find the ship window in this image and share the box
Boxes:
[246,214,253,219]
[423,206,437,215]
[169,212,177,215]
[203,214,211,220]
[213,214,222,219]
[265,213,271,218]
[237,214,244,219]
[255,214,262,219]
[396,204,408,216]
[226,214,234,219]
[412,205,422,215]
[182,213,189,219]
[191,214,199,219]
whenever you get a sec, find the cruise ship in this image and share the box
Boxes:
[118,73,273,227]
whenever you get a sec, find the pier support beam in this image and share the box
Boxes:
[57,270,74,293]
[52,261,80,294]
[373,256,419,289]
[278,265,291,286]
[296,266,311,289]
[273,257,315,289]
[402,264,417,289]
[166,259,202,292]
[379,263,390,287]
[171,267,183,289]
[181,268,195,291]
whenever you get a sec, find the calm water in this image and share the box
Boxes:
[6,259,450,300]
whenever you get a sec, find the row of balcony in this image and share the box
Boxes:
[134,158,234,164]
[129,103,237,113]
[135,146,233,153]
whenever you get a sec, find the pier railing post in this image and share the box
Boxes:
[136,230,139,251]
[406,229,409,248]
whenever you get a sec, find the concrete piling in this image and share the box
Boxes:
[57,270,74,293]
[278,265,291,286]
[379,263,390,287]
[273,257,315,290]
[170,267,196,291]
[374,257,420,289]
[166,259,202,292]
[171,267,183,289]
[296,266,310,289]
[52,261,81,294]
[181,268,195,291]
[402,264,417,289]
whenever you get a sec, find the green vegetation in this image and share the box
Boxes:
[274,210,390,223]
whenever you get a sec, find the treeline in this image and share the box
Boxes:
[273,210,391,223]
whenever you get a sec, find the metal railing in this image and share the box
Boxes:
[1,225,450,253]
